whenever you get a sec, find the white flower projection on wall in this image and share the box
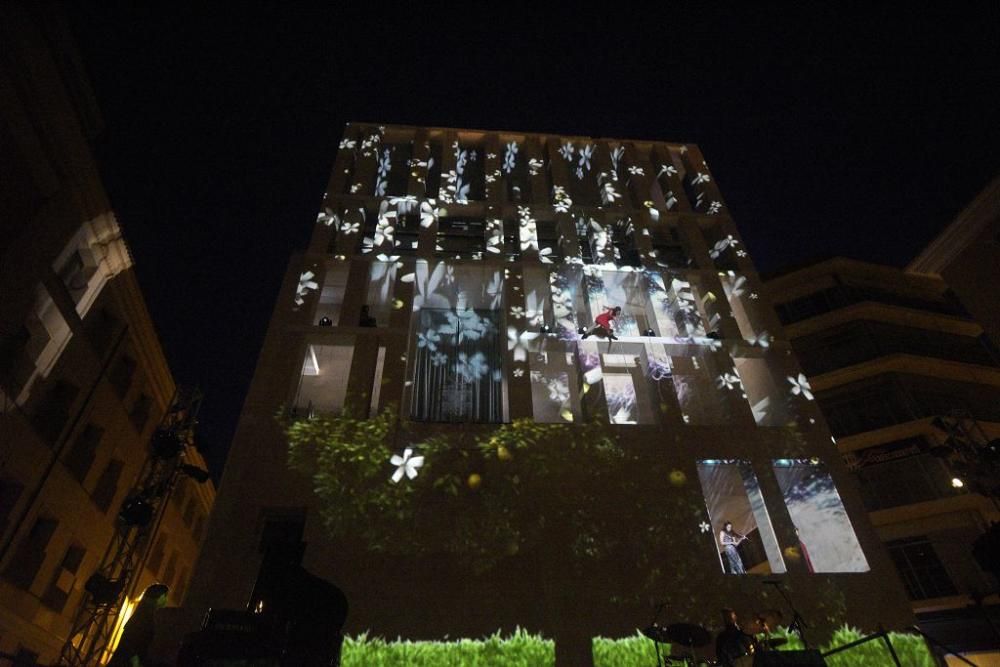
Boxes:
[317,207,341,227]
[389,447,424,483]
[787,373,815,401]
[294,270,319,306]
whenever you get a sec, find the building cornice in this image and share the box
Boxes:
[809,353,1000,393]
[908,175,1000,274]
[783,302,982,339]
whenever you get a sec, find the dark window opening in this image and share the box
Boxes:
[436,218,486,260]
[649,226,690,268]
[536,219,562,263]
[394,213,421,256]
[91,459,124,513]
[1,478,26,538]
[64,424,104,484]
[425,140,443,199]
[3,516,58,590]
[30,380,79,444]
[109,355,136,398]
[129,393,152,432]
[41,543,85,612]
[887,536,958,600]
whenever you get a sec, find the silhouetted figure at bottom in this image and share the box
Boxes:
[108,583,169,667]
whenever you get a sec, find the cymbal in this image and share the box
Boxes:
[641,624,674,643]
[665,622,712,648]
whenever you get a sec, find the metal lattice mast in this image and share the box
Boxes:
[59,388,203,666]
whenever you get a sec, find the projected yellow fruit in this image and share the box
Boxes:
[668,469,687,486]
[497,446,513,461]
[467,473,482,490]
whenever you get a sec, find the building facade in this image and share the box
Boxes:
[0,5,214,663]
[175,122,914,662]
[765,257,1000,660]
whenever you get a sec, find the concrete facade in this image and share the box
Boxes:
[170,122,916,662]
[0,5,214,663]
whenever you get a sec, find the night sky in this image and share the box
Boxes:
[66,5,999,478]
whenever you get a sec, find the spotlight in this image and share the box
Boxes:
[118,497,154,527]
[540,325,552,334]
[644,328,655,337]
[318,316,333,327]
[951,477,965,489]
[577,326,587,335]
[85,573,125,606]
[151,429,183,459]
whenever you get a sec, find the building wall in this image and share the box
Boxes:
[0,5,214,662]
[766,257,1000,654]
[910,176,1000,351]
[168,123,914,658]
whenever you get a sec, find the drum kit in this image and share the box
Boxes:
[641,611,788,666]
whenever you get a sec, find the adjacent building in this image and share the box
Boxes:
[0,5,214,663]
[171,122,914,663]
[766,257,1000,661]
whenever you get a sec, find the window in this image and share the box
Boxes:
[146,533,168,575]
[848,439,956,511]
[295,341,355,417]
[162,550,179,590]
[64,424,104,484]
[314,263,348,326]
[435,218,486,259]
[57,248,98,305]
[3,516,58,590]
[697,461,785,575]
[0,478,26,538]
[409,308,503,423]
[887,537,958,600]
[772,459,869,573]
[91,459,124,513]
[41,543,86,612]
[648,226,690,269]
[129,392,152,432]
[108,355,136,398]
[30,379,79,444]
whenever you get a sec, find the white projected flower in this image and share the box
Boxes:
[340,221,360,235]
[736,250,748,258]
[294,271,319,306]
[600,181,621,206]
[717,372,742,391]
[708,201,723,214]
[373,211,395,246]
[724,273,748,298]
[748,331,772,348]
[420,200,441,228]
[559,143,574,161]
[317,207,340,227]
[486,272,503,309]
[628,165,645,176]
[575,166,584,180]
[486,219,504,254]
[709,235,740,260]
[513,367,525,377]
[547,378,570,403]
[486,174,496,183]
[389,195,418,215]
[509,306,525,319]
[692,172,710,185]
[699,521,711,534]
[578,144,595,171]
[350,183,362,194]
[486,152,497,160]
[507,326,539,362]
[658,164,678,178]
[390,448,424,483]
[503,142,518,174]
[528,158,543,176]
[339,138,356,150]
[401,260,450,311]
[417,330,440,351]
[553,185,573,213]
[431,352,448,366]
[456,351,489,381]
[788,373,815,400]
[610,146,625,172]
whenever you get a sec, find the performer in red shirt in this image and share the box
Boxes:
[581,306,621,341]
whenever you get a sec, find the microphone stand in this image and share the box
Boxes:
[648,602,666,667]
[765,581,810,649]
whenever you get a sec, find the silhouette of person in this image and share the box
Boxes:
[108,583,169,667]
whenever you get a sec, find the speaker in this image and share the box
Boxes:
[753,650,826,666]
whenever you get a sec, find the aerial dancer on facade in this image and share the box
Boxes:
[581,305,621,342]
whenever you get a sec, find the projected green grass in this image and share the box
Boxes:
[340,627,936,667]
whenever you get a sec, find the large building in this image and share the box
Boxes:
[765,257,1000,661]
[173,122,914,664]
[0,5,214,664]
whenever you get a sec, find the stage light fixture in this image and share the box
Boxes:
[540,325,551,334]
[85,573,125,605]
[118,496,154,527]
[319,317,333,327]
[577,326,586,335]
[151,429,183,459]
[644,328,655,337]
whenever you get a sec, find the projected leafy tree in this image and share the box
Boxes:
[282,407,711,666]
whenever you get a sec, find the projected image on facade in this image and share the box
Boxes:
[199,123,919,666]
[773,459,870,573]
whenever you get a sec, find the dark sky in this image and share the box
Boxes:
[66,5,999,478]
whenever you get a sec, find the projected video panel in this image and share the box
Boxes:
[697,460,786,575]
[772,459,870,573]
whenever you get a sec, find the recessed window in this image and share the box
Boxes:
[295,341,355,417]
[886,536,957,600]
[91,459,124,513]
[64,424,104,484]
